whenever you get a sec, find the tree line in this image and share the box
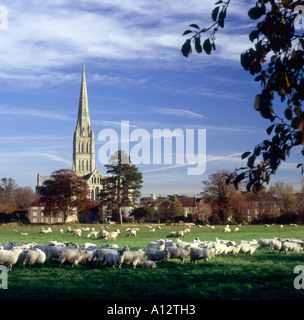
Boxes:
[0,178,37,214]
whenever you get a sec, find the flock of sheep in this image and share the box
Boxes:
[0,224,303,272]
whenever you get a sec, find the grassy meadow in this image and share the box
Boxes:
[0,222,304,300]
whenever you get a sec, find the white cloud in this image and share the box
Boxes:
[0,105,74,121]
[151,106,205,119]
[0,0,257,85]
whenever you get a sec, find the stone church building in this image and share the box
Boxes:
[37,65,104,200]
[72,64,104,200]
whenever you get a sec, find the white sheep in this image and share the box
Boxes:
[95,248,117,267]
[104,231,119,240]
[87,231,98,238]
[122,249,145,268]
[72,229,82,237]
[223,225,231,233]
[233,227,239,232]
[60,229,64,234]
[136,261,157,269]
[239,243,259,257]
[103,247,127,268]
[126,229,137,237]
[98,229,109,239]
[280,241,304,254]
[184,228,191,234]
[0,247,23,271]
[47,245,67,260]
[258,236,277,249]
[146,249,170,263]
[23,248,46,266]
[146,239,165,251]
[166,231,176,238]
[174,230,184,238]
[166,245,191,264]
[230,243,242,256]
[59,248,87,268]
[213,242,229,256]
[269,239,283,252]
[190,247,215,264]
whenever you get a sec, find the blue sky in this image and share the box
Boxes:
[0,0,303,197]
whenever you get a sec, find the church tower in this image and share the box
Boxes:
[73,64,95,175]
[72,64,103,200]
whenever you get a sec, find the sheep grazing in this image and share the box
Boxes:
[98,229,109,239]
[230,244,242,257]
[60,229,64,234]
[87,231,98,238]
[269,239,283,252]
[146,239,165,251]
[166,231,176,238]
[190,247,215,264]
[258,236,277,249]
[239,243,259,257]
[21,233,28,236]
[39,227,52,234]
[126,229,137,237]
[94,248,117,267]
[72,229,82,237]
[166,245,191,264]
[213,241,230,256]
[47,245,67,260]
[146,249,170,263]
[136,261,157,269]
[280,241,304,254]
[104,231,120,241]
[184,228,191,234]
[122,249,145,268]
[0,247,23,271]
[233,227,239,232]
[223,225,231,233]
[103,247,127,268]
[23,248,46,267]
[59,248,87,268]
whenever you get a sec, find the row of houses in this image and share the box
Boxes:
[25,191,281,224]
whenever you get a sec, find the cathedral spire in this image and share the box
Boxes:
[77,64,91,130]
[73,64,95,176]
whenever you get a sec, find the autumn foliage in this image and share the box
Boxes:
[39,169,93,223]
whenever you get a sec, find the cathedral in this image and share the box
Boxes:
[37,65,104,200]
[72,64,104,200]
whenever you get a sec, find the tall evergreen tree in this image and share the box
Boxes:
[99,150,143,224]
[171,195,184,219]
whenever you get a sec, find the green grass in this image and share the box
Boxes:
[0,223,304,300]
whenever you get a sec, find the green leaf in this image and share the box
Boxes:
[247,155,256,169]
[181,39,192,57]
[212,6,220,21]
[284,106,293,121]
[203,38,212,55]
[266,124,275,135]
[195,37,202,53]
[189,24,200,30]
[249,30,260,42]
[248,5,265,20]
[183,30,193,36]
[241,151,251,159]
